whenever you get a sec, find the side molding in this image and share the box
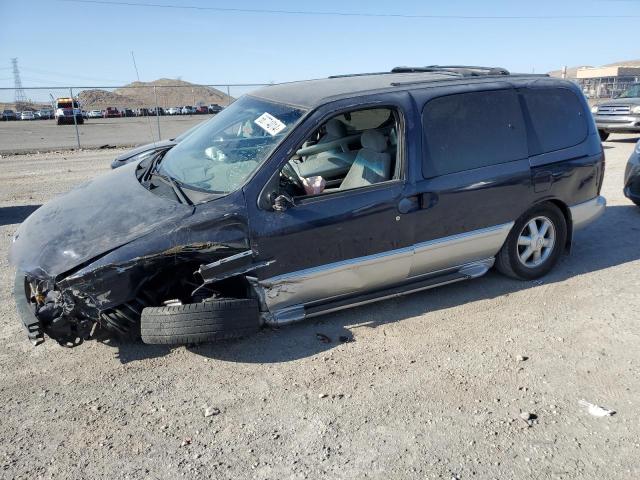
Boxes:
[258,222,514,319]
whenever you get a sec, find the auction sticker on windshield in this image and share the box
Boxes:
[254,112,287,136]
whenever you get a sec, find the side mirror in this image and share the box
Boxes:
[272,192,295,212]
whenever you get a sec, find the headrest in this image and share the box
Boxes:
[325,118,347,138]
[361,130,387,153]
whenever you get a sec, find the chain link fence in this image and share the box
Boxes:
[0,83,268,153]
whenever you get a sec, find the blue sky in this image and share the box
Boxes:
[0,0,639,90]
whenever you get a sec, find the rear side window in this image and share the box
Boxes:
[422,89,527,177]
[521,88,588,155]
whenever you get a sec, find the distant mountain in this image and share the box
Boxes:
[77,79,233,110]
[548,59,640,78]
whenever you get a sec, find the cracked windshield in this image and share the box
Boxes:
[160,96,306,193]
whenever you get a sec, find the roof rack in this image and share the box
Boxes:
[328,71,389,79]
[391,65,510,76]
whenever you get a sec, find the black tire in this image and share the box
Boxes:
[495,203,567,280]
[598,130,610,142]
[140,298,260,345]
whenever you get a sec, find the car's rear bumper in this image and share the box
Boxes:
[569,196,606,230]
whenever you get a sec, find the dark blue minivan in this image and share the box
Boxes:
[10,66,606,347]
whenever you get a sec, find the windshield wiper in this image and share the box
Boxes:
[150,171,193,205]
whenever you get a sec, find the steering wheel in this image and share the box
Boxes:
[281,161,304,189]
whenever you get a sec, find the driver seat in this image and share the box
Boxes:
[340,130,391,190]
[296,119,356,179]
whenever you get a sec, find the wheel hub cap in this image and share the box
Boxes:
[517,216,556,268]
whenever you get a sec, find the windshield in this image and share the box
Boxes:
[57,100,78,109]
[160,96,306,193]
[618,84,640,99]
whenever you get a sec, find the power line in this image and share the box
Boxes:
[60,0,640,19]
[21,66,130,84]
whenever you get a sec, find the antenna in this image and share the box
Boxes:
[130,51,160,142]
[130,51,141,81]
[11,58,27,105]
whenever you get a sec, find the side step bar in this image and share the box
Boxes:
[266,258,494,325]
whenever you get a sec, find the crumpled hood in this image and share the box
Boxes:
[113,139,176,164]
[9,161,193,279]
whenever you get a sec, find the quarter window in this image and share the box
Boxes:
[422,89,528,177]
[521,88,588,154]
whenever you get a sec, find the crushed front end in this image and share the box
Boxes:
[14,272,97,347]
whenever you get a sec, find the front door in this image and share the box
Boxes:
[244,95,418,317]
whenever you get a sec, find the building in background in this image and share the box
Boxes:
[576,65,640,99]
[548,60,640,99]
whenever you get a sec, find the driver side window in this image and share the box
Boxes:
[278,107,401,197]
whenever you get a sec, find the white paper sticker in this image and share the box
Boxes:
[254,112,287,136]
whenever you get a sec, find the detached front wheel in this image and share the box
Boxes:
[496,203,567,280]
[141,298,260,345]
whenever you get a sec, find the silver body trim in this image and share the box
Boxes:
[570,196,606,231]
[259,222,514,320]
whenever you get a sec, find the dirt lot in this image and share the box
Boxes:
[0,115,212,154]
[0,136,639,480]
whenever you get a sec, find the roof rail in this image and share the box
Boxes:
[328,71,389,79]
[391,65,510,76]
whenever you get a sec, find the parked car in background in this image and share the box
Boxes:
[103,107,120,118]
[2,109,17,120]
[624,138,640,207]
[36,109,54,119]
[20,111,36,120]
[122,109,135,117]
[166,107,181,115]
[12,66,606,347]
[149,107,165,116]
[208,104,223,114]
[591,83,640,141]
[87,110,102,118]
[136,108,150,117]
[181,105,195,115]
[195,105,209,114]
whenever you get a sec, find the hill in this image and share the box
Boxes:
[78,79,233,110]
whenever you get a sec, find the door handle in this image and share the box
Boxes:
[397,196,419,214]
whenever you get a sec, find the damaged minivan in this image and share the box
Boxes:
[11,66,606,347]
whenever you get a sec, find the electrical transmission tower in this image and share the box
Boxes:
[11,58,27,105]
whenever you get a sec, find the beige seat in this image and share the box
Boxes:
[340,130,392,190]
[297,119,356,178]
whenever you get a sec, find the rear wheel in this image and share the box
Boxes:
[496,203,567,280]
[598,130,610,142]
[140,298,260,345]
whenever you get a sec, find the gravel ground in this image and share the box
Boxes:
[0,136,639,480]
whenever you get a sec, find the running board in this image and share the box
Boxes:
[266,258,494,325]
